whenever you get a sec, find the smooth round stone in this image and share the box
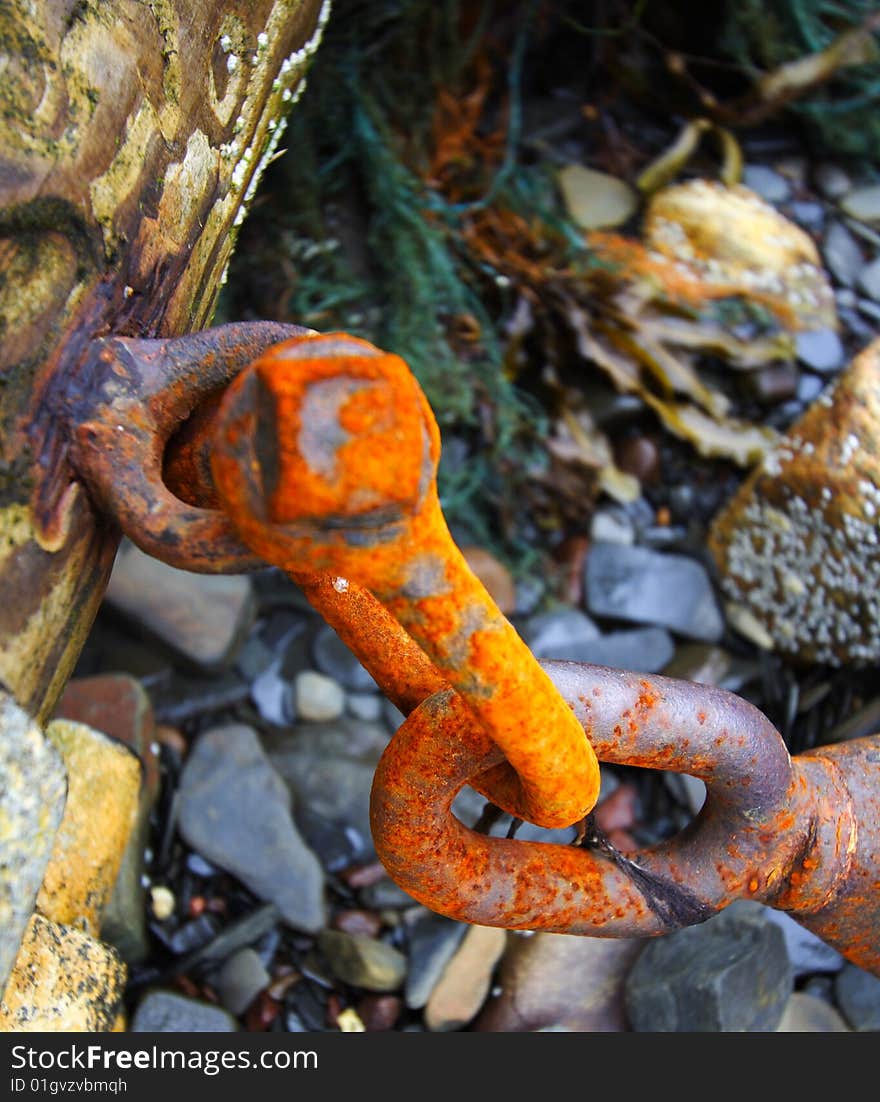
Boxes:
[131,990,238,1032]
[840,183,880,222]
[794,329,845,375]
[743,164,791,204]
[294,670,345,722]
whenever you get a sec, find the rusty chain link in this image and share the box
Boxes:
[68,324,880,977]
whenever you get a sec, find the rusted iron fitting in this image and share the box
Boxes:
[206,333,601,829]
[69,328,600,830]
[370,662,880,976]
[67,322,312,571]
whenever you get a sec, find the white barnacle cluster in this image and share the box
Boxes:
[226,0,332,229]
[721,437,880,663]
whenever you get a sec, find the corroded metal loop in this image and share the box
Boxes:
[370,662,879,976]
[68,323,311,572]
[208,332,601,829]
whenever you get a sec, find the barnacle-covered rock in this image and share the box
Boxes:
[709,339,880,666]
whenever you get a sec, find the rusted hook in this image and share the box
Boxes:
[370,662,880,976]
[204,332,600,829]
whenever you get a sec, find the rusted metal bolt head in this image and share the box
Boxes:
[210,333,440,542]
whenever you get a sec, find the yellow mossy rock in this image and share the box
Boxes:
[0,914,126,1032]
[36,720,141,934]
[643,179,836,330]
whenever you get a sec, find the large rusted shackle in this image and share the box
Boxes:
[370,662,880,976]
[208,333,601,829]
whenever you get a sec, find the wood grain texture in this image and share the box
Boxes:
[0,0,329,720]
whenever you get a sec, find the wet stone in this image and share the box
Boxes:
[250,658,295,727]
[295,807,363,873]
[857,255,880,302]
[130,990,238,1032]
[840,183,880,222]
[312,624,379,692]
[590,506,636,546]
[554,626,675,673]
[794,329,845,375]
[788,200,825,232]
[624,903,793,1032]
[265,719,390,864]
[776,992,850,1032]
[214,948,271,1016]
[347,693,384,722]
[823,221,865,287]
[796,371,827,405]
[424,925,507,1032]
[813,163,851,200]
[318,930,407,992]
[294,670,345,722]
[177,724,326,933]
[743,164,791,204]
[404,912,468,1010]
[748,361,800,402]
[522,607,600,660]
[764,910,845,977]
[834,963,880,1031]
[359,878,417,911]
[475,932,640,1032]
[585,542,724,642]
[357,994,402,1031]
[105,542,254,672]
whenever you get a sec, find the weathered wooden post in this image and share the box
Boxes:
[0,0,330,1028]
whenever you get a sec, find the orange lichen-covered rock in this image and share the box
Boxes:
[0,914,126,1032]
[36,720,141,934]
[644,179,836,330]
[590,179,836,332]
[709,339,880,666]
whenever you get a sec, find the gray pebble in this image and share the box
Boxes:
[347,692,384,722]
[624,903,792,1031]
[214,948,271,1016]
[763,909,845,977]
[266,718,389,862]
[823,221,865,287]
[178,724,326,933]
[743,164,791,204]
[556,626,675,673]
[250,657,294,727]
[590,507,636,546]
[522,607,601,660]
[131,990,238,1032]
[404,911,468,1009]
[585,543,724,642]
[834,962,880,1031]
[813,163,851,200]
[857,255,880,302]
[313,624,379,692]
[788,200,825,232]
[792,370,828,405]
[794,328,845,375]
[840,183,880,222]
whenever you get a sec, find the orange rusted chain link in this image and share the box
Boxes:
[371,663,880,976]
[66,323,880,974]
[205,333,600,829]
